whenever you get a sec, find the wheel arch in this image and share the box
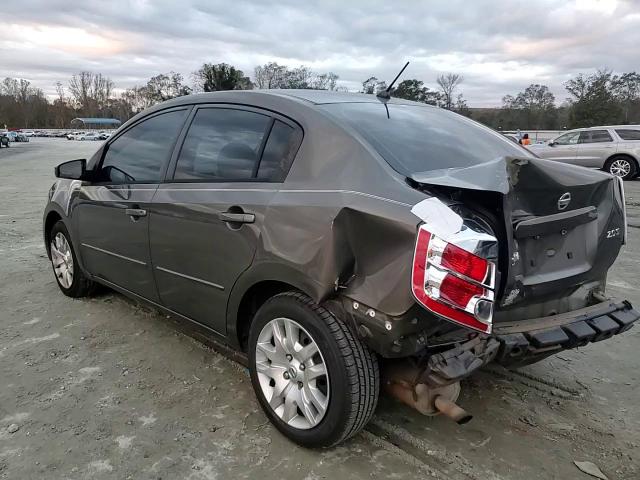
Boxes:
[44,210,63,259]
[227,263,326,352]
[604,152,639,172]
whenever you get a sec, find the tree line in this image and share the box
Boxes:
[1,63,638,130]
[474,70,640,130]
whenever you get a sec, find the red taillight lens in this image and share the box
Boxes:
[439,273,483,308]
[442,242,489,284]
[412,225,495,333]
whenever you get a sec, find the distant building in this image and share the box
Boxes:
[70,118,121,130]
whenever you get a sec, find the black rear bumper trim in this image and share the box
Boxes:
[494,299,638,367]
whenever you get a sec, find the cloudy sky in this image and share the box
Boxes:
[1,0,638,106]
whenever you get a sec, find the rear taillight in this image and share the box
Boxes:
[412,225,496,333]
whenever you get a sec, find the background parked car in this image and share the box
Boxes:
[527,125,640,179]
[66,131,82,140]
[77,132,101,141]
[14,132,29,142]
[3,132,18,142]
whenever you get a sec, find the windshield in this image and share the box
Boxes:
[320,102,531,176]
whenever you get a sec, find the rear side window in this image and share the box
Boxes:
[320,103,530,175]
[174,108,270,181]
[257,120,301,181]
[580,130,612,143]
[99,109,187,183]
[616,129,640,141]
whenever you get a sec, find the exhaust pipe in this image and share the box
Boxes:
[434,395,473,424]
[383,361,472,424]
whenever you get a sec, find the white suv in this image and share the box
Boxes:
[528,125,640,179]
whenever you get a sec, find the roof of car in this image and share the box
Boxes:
[264,89,405,104]
[572,125,640,131]
[167,89,426,107]
[122,89,435,133]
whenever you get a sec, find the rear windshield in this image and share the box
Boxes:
[321,103,530,175]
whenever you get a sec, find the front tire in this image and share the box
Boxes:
[248,292,379,448]
[49,220,95,297]
[605,155,637,180]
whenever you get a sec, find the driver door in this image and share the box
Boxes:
[542,131,580,164]
[73,108,189,301]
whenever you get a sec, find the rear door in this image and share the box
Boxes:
[74,108,189,301]
[576,129,616,167]
[149,105,302,334]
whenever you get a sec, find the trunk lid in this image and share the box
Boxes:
[410,157,626,320]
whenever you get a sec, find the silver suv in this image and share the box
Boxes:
[528,125,640,179]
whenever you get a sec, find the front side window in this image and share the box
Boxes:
[580,130,612,144]
[174,108,271,181]
[99,109,187,183]
[555,132,580,145]
[616,129,640,141]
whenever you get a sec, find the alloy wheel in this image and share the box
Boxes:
[255,317,330,429]
[610,159,631,177]
[51,232,74,289]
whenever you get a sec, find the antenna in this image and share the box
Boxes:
[387,61,410,93]
[375,61,410,118]
[377,61,410,101]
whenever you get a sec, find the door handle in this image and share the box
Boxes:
[125,208,147,218]
[218,212,255,224]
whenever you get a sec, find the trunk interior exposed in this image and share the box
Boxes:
[410,157,626,322]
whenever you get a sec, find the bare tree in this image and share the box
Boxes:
[68,72,94,114]
[437,73,463,110]
[17,79,33,127]
[282,66,314,88]
[67,71,115,117]
[53,82,67,128]
[120,86,153,115]
[92,74,114,112]
[311,72,339,90]
[1,77,19,97]
[254,62,288,89]
[361,76,387,94]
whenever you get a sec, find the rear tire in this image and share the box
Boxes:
[605,155,637,180]
[248,292,379,448]
[49,220,95,297]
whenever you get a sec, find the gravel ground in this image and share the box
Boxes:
[1,138,638,479]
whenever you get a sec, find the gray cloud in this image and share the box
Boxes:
[0,0,638,106]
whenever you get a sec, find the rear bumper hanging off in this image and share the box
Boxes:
[493,298,638,367]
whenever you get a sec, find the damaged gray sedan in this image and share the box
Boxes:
[43,90,638,447]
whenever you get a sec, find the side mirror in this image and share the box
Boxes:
[55,159,88,180]
[548,141,556,147]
